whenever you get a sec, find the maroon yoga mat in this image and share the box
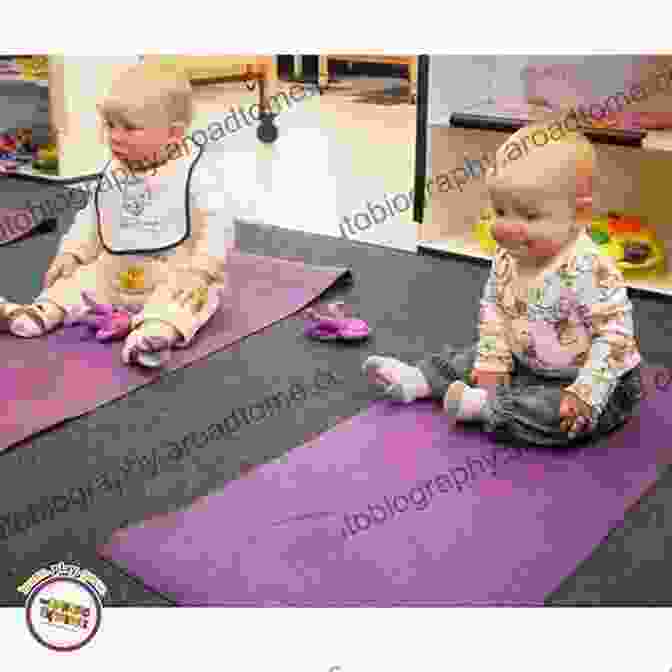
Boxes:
[0,252,349,453]
[99,368,672,606]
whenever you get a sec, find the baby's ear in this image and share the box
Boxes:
[484,163,497,188]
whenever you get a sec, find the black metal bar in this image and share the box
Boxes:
[413,55,430,224]
[449,112,646,148]
[0,171,102,186]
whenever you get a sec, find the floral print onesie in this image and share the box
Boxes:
[416,233,643,446]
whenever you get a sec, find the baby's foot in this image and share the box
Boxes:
[443,381,489,422]
[0,297,64,338]
[363,355,431,403]
[122,320,180,368]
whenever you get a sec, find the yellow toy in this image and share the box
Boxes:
[33,142,59,173]
[589,212,666,278]
[475,208,666,279]
[118,267,146,292]
[474,207,498,255]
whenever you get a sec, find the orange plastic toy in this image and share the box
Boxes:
[607,213,643,235]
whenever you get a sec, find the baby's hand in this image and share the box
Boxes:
[559,392,592,437]
[471,369,510,389]
[43,253,80,290]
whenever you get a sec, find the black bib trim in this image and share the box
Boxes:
[95,145,205,256]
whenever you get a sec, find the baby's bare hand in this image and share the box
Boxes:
[43,253,80,289]
[559,392,592,437]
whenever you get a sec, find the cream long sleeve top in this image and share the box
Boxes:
[58,149,240,284]
[474,233,642,424]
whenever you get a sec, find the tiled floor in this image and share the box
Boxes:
[191,76,419,251]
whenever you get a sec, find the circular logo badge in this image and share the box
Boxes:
[25,577,102,651]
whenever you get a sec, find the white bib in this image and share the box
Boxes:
[94,148,204,255]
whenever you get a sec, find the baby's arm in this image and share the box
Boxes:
[472,248,514,387]
[43,187,101,289]
[57,187,101,265]
[188,165,237,286]
[563,253,641,429]
[189,201,235,285]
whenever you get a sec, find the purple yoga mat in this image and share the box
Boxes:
[0,208,37,246]
[0,252,349,452]
[99,369,672,606]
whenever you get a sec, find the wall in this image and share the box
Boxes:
[425,55,499,205]
[423,55,672,243]
[428,55,496,126]
[427,54,654,125]
[49,55,140,178]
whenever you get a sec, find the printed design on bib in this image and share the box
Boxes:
[121,181,162,236]
[171,285,210,314]
[122,181,151,216]
[98,151,201,255]
[118,266,146,291]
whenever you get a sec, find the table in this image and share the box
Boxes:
[142,55,280,144]
[318,54,417,103]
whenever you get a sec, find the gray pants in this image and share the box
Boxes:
[416,344,643,447]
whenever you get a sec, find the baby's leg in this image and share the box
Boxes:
[441,376,571,446]
[443,380,490,422]
[122,320,180,367]
[436,354,577,444]
[363,344,478,403]
[123,271,222,366]
[0,297,65,337]
[473,365,643,447]
[488,382,586,446]
[0,261,107,337]
[362,356,431,402]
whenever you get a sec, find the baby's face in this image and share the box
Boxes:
[488,136,584,263]
[101,112,182,166]
[489,185,576,262]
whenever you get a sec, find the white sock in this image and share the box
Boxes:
[363,355,430,403]
[444,381,488,422]
[7,300,64,338]
[123,320,179,367]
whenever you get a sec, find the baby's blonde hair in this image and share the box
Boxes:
[98,63,193,133]
[489,109,598,202]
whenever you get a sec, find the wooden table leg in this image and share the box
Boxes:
[260,55,278,101]
[318,55,329,90]
[247,57,279,115]
[257,75,267,114]
[408,57,417,104]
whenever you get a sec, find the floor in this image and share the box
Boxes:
[2,221,672,606]
[189,74,419,251]
[4,69,671,607]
